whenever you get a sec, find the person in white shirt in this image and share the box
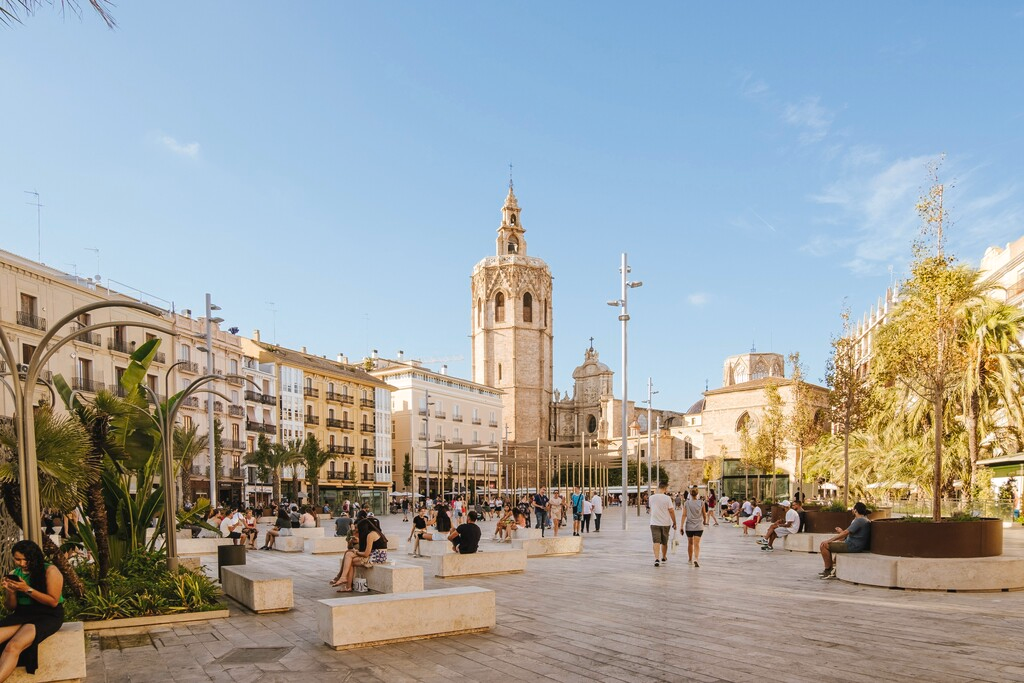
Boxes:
[219,507,243,545]
[591,493,603,532]
[741,500,763,536]
[759,500,801,551]
[582,496,594,533]
[648,482,677,567]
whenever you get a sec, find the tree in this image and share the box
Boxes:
[245,436,300,504]
[740,382,787,500]
[825,306,873,507]
[302,434,331,505]
[606,460,668,487]
[787,352,827,501]
[1,0,115,27]
[173,423,208,509]
[402,453,412,489]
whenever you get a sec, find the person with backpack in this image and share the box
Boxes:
[570,486,586,537]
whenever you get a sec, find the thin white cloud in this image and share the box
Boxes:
[688,293,708,307]
[160,134,200,158]
[783,96,834,145]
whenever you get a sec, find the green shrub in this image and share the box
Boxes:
[822,501,848,512]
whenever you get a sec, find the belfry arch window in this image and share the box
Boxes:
[507,237,519,254]
[477,298,482,326]
[683,438,694,460]
[510,213,517,226]
[495,292,505,323]
[523,292,533,323]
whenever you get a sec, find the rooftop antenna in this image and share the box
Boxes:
[84,247,100,281]
[751,339,757,353]
[705,378,709,392]
[24,190,42,262]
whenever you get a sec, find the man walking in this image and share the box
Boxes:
[648,482,677,567]
[570,486,585,537]
[591,491,603,532]
[532,487,550,538]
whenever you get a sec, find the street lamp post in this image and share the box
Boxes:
[0,300,174,545]
[423,389,434,500]
[608,252,641,530]
[204,293,223,507]
[645,377,658,492]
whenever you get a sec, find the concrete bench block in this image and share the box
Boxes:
[754,521,772,535]
[433,549,527,578]
[835,553,898,587]
[355,563,424,593]
[179,556,202,572]
[782,533,833,553]
[511,528,542,540]
[416,538,453,557]
[274,535,306,552]
[318,513,332,521]
[307,537,350,554]
[258,516,276,524]
[512,535,582,557]
[387,536,400,551]
[222,566,293,613]
[290,526,326,538]
[177,537,234,555]
[316,586,495,650]
[9,621,86,683]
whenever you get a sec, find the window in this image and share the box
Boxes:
[328,408,335,420]
[497,364,502,382]
[328,382,334,394]
[77,358,92,382]
[20,293,37,316]
[736,412,753,432]
[495,292,505,323]
[508,237,518,253]
[683,438,694,460]
[587,415,597,433]
[477,298,482,327]
[182,415,193,430]
[229,359,238,374]
[232,423,240,441]
[343,462,350,478]
[362,438,368,450]
[329,435,335,447]
[523,292,533,323]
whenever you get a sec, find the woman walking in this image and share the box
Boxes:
[681,486,708,568]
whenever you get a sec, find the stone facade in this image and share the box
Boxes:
[470,185,553,442]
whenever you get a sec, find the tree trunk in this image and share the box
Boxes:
[965,389,980,504]
[272,468,281,505]
[41,533,86,598]
[86,417,111,587]
[179,467,193,509]
[843,400,851,509]
[933,393,943,522]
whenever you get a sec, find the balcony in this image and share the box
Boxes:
[361,448,375,457]
[224,439,246,451]
[228,405,245,417]
[260,393,276,405]
[17,311,46,330]
[471,417,482,425]
[74,327,101,346]
[304,387,319,398]
[107,339,133,354]
[451,437,463,445]
[244,390,277,405]
[71,377,104,393]
[153,351,166,364]
[340,394,354,405]
[326,418,353,430]
[360,398,375,408]
[325,391,344,403]
[178,360,199,373]
[304,414,320,426]
[361,474,374,482]
[246,419,275,434]
[190,465,209,476]
[227,376,244,387]
[181,396,199,408]
[452,414,463,422]
[225,467,243,479]
[359,423,375,434]
[434,411,446,419]
[204,400,224,414]
[329,445,355,455]
[417,409,428,416]
[489,420,499,428]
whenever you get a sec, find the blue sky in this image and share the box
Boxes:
[3,3,1024,411]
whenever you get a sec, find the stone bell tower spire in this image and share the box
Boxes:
[496,180,526,257]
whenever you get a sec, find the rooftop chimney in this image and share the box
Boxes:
[397,350,404,360]
[372,349,379,359]
[253,329,261,342]
[301,346,307,354]
[441,364,448,375]
[337,354,345,363]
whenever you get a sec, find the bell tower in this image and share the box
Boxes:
[471,182,553,442]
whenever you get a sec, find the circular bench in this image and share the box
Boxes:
[835,552,1024,591]
[782,532,833,553]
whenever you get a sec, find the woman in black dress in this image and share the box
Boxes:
[0,540,64,680]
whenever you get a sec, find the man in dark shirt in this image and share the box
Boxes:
[533,488,550,538]
[449,510,482,554]
[818,501,872,579]
[334,512,353,537]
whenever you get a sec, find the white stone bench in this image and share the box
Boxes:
[512,535,582,557]
[433,549,527,578]
[355,563,424,593]
[272,535,305,552]
[511,528,542,540]
[754,521,772,535]
[782,532,832,553]
[307,537,350,554]
[290,526,326,538]
[318,513,332,521]
[221,566,293,613]
[316,586,495,650]
[258,516,276,524]
[415,538,453,557]
[177,537,234,556]
[9,621,86,683]
[836,552,1024,591]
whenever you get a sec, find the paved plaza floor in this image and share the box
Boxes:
[83,511,1024,683]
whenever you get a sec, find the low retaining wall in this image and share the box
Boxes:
[836,552,1024,591]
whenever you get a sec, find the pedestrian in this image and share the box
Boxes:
[582,494,593,533]
[570,486,585,536]
[707,488,719,526]
[401,497,409,522]
[532,488,549,537]
[548,489,565,537]
[681,485,707,567]
[590,491,603,532]
[648,482,676,567]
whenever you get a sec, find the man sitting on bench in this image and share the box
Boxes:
[448,510,482,554]
[819,502,871,579]
[758,499,801,551]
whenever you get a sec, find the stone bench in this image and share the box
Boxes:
[355,563,424,593]
[433,549,527,578]
[511,528,542,540]
[782,532,833,553]
[835,552,1024,591]
[316,586,495,650]
[290,526,326,538]
[177,537,234,555]
[221,566,293,613]
[9,621,86,683]
[271,535,306,552]
[415,538,454,557]
[512,535,582,557]
[307,537,350,554]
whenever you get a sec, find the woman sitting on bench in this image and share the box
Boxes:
[741,500,762,536]
[331,512,389,592]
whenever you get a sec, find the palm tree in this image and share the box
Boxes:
[245,437,301,504]
[1,0,115,27]
[958,298,1024,499]
[173,423,208,509]
[0,405,94,596]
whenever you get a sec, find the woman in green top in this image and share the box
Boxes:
[0,540,64,680]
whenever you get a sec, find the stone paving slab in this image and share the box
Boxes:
[82,515,1024,682]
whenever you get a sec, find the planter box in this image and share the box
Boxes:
[83,609,230,632]
[870,518,1003,558]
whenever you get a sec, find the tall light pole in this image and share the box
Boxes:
[204,293,224,507]
[608,252,641,530]
[645,377,658,492]
[423,389,434,500]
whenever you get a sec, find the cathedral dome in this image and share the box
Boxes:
[685,398,705,415]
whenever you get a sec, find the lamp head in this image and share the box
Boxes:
[210,304,222,311]
[211,317,225,324]
[628,281,643,288]
[606,300,621,307]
